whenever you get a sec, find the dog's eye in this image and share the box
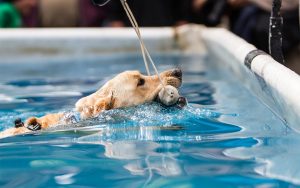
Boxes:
[137,78,145,86]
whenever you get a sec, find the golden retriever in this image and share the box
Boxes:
[0,68,183,138]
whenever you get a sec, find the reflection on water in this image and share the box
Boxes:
[0,54,298,187]
[225,134,300,185]
[75,120,249,187]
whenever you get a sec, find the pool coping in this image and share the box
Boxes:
[0,28,177,62]
[177,25,300,132]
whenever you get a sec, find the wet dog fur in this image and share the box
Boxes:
[0,69,182,138]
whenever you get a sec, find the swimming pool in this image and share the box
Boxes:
[0,52,299,188]
[1,26,300,188]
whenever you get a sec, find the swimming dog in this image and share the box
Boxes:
[0,68,185,138]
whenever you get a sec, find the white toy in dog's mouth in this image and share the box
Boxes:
[157,85,187,108]
[158,85,179,106]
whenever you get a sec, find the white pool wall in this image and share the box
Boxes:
[0,28,176,63]
[179,25,300,132]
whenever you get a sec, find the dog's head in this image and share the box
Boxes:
[76,69,182,119]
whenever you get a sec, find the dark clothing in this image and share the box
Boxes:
[189,0,228,27]
[22,6,39,27]
[232,7,300,57]
[79,0,107,27]
[106,0,189,27]
[0,2,21,28]
[232,6,259,42]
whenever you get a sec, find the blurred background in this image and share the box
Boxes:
[0,0,299,73]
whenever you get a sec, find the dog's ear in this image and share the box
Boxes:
[93,92,115,116]
[77,91,115,119]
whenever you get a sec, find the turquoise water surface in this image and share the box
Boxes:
[0,54,299,188]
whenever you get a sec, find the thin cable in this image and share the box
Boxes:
[93,0,164,86]
[121,0,151,76]
[121,0,165,87]
[122,0,164,86]
[121,0,150,76]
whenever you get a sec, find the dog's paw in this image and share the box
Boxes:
[14,118,24,128]
[26,117,42,131]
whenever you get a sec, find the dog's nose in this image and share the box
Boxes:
[171,69,182,79]
[177,97,187,109]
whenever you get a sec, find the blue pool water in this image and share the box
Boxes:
[0,54,299,188]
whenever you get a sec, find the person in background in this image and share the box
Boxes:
[38,0,107,27]
[0,0,37,28]
[229,0,299,58]
[79,0,108,27]
[190,0,228,27]
[237,0,299,11]
[105,0,189,27]
[39,0,79,27]
[229,0,300,74]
